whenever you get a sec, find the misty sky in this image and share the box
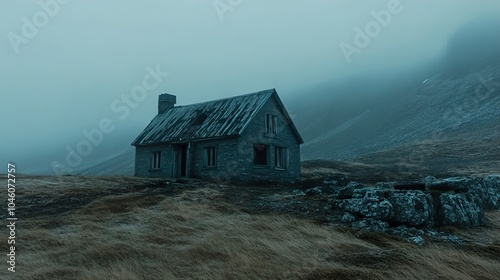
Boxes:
[1,0,499,172]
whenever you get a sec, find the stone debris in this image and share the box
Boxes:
[289,175,499,244]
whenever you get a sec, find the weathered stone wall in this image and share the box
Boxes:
[134,144,174,177]
[189,137,241,182]
[236,96,301,183]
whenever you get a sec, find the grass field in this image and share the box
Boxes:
[2,175,500,280]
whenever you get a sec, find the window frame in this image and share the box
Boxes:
[265,114,278,136]
[274,146,288,170]
[150,151,162,170]
[204,146,217,168]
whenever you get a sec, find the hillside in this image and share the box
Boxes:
[298,65,500,163]
[4,175,500,279]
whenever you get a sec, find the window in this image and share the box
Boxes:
[151,151,161,170]
[275,146,288,169]
[253,144,268,165]
[266,114,278,136]
[205,146,217,167]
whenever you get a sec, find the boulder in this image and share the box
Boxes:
[439,192,484,227]
[425,176,473,191]
[468,175,500,210]
[388,191,434,226]
[338,188,393,221]
[337,181,365,199]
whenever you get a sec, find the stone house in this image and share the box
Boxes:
[131,88,303,183]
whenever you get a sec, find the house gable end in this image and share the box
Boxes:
[238,90,303,144]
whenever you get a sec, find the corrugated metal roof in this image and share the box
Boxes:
[132,89,276,146]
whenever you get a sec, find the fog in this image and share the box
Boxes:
[1,0,499,174]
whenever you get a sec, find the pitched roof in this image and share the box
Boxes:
[132,88,303,146]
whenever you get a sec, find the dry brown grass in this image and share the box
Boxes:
[2,176,500,279]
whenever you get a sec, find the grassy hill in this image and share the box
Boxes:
[4,174,500,279]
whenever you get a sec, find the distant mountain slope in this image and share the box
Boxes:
[74,147,135,176]
[299,65,500,162]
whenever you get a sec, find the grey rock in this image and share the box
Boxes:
[408,236,425,246]
[388,191,434,226]
[424,176,436,191]
[374,182,396,190]
[439,192,484,227]
[340,212,356,223]
[426,177,473,192]
[352,188,386,199]
[291,189,305,196]
[388,225,412,238]
[468,175,500,210]
[304,186,322,196]
[426,229,439,237]
[352,218,389,232]
[387,225,425,239]
[338,189,393,221]
[337,181,365,199]
[437,234,464,244]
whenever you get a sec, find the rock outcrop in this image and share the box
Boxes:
[439,192,484,227]
[469,175,500,210]
[337,189,393,221]
[279,175,498,244]
[424,176,473,191]
[388,191,433,227]
[335,188,434,228]
[333,175,499,230]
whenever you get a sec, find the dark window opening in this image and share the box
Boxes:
[192,111,208,126]
[151,151,161,170]
[253,144,268,165]
[205,146,216,167]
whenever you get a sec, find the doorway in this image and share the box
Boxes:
[173,144,188,178]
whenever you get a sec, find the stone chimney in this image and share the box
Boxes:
[158,93,176,114]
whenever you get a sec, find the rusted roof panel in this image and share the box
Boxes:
[132,89,275,146]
